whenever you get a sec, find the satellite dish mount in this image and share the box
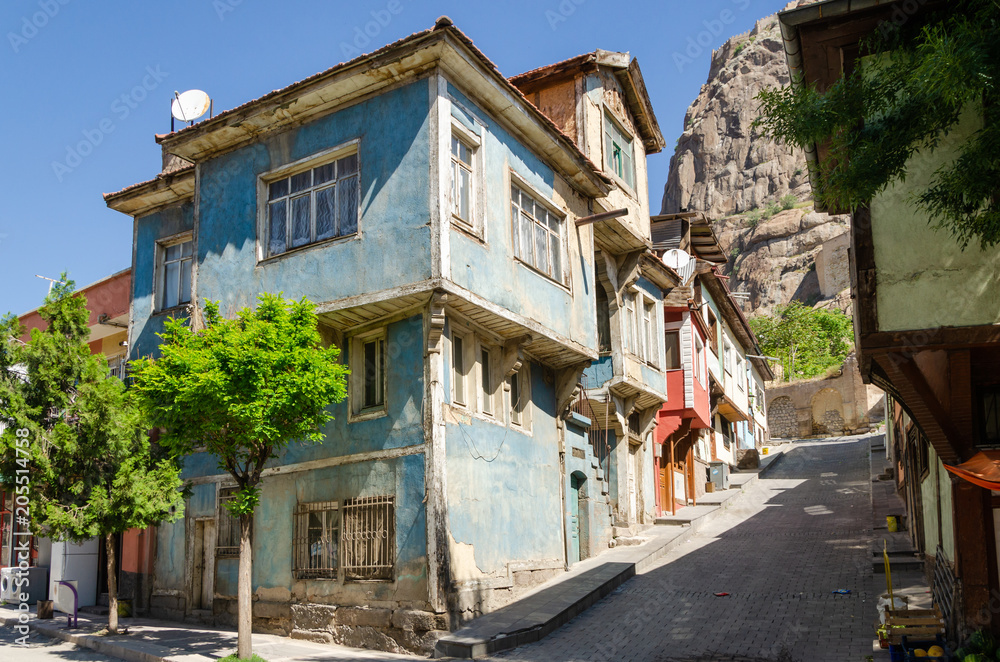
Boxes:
[171,90,213,131]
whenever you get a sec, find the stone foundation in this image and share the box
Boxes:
[289,603,448,656]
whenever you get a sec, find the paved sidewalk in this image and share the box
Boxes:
[435,450,785,658]
[0,607,414,661]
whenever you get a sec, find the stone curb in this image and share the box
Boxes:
[1,615,189,662]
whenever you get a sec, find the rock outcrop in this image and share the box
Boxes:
[661,2,852,316]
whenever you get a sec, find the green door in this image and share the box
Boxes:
[569,475,581,564]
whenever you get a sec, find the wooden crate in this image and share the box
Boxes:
[884,608,945,645]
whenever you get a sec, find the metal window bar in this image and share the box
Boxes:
[341,495,394,581]
[216,488,242,557]
[293,501,339,579]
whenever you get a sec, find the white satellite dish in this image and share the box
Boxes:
[662,249,697,285]
[171,90,211,123]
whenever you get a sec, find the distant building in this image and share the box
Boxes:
[650,214,772,514]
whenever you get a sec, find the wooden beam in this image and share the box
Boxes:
[575,208,628,226]
[555,362,589,418]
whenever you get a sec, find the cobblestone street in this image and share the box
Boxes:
[495,436,878,662]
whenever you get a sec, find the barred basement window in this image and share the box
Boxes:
[293,501,339,579]
[342,495,394,581]
[216,487,242,558]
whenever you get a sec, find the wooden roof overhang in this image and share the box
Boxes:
[315,279,598,370]
[104,166,195,216]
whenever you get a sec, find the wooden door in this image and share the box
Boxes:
[569,475,581,564]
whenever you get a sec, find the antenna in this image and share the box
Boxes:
[662,249,697,285]
[35,274,68,294]
[171,90,212,131]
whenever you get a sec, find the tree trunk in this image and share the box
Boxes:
[237,512,253,660]
[106,533,118,634]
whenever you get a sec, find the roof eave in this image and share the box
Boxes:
[104,167,195,216]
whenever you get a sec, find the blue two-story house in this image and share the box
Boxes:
[105,18,632,654]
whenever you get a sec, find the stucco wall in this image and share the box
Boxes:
[131,202,195,360]
[195,80,433,315]
[445,83,597,352]
[871,107,1000,331]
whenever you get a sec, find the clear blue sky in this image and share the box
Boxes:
[0,0,787,317]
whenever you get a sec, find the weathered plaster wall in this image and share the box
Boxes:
[130,201,195,360]
[195,80,432,314]
[872,108,1000,331]
[444,362,564,615]
[445,84,597,351]
[815,230,850,298]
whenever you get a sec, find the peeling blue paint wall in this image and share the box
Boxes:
[445,363,564,574]
[130,201,194,360]
[445,83,596,352]
[195,79,432,314]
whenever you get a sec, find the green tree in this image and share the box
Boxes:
[131,294,348,660]
[0,277,185,634]
[754,0,1000,248]
[749,301,853,382]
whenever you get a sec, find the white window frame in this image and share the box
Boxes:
[508,363,531,431]
[509,174,568,286]
[258,140,360,261]
[694,336,705,386]
[604,110,636,192]
[450,120,483,235]
[724,340,733,375]
[350,329,387,420]
[736,354,745,391]
[155,233,193,312]
[478,343,501,419]
[643,298,658,368]
[623,291,637,355]
[451,328,472,409]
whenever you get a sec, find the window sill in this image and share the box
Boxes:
[349,407,387,424]
[514,257,570,293]
[152,304,192,318]
[447,403,531,435]
[258,232,359,266]
[606,171,638,201]
[451,218,486,244]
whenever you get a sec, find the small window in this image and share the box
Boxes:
[216,487,243,558]
[266,151,359,257]
[451,135,474,226]
[694,337,704,384]
[979,386,1000,446]
[724,341,733,375]
[293,501,339,579]
[623,292,637,355]
[596,287,612,353]
[342,495,394,581]
[707,309,719,355]
[351,331,386,417]
[159,237,193,310]
[509,366,530,428]
[362,337,385,410]
[644,301,658,366]
[511,183,565,283]
[480,347,494,417]
[453,333,468,407]
[604,112,635,190]
[665,330,681,370]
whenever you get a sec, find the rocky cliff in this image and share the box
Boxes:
[661,5,852,316]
